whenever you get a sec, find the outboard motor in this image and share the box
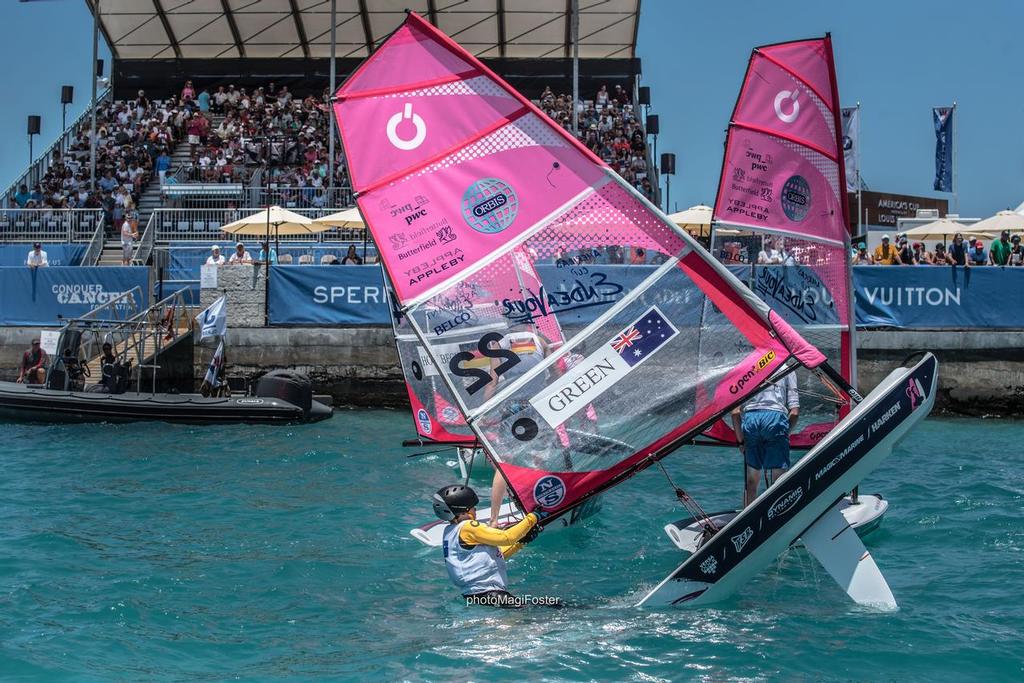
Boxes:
[255,370,313,416]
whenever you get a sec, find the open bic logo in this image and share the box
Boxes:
[533,475,566,509]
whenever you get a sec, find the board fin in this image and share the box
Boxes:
[801,504,897,609]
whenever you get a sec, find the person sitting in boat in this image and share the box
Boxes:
[205,245,226,266]
[16,338,48,384]
[730,373,799,507]
[434,484,544,608]
[229,242,253,265]
[59,347,89,391]
[93,343,130,394]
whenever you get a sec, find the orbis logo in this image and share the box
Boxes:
[461,178,518,234]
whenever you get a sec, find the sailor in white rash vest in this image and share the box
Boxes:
[433,484,547,608]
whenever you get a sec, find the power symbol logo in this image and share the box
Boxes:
[773,89,800,124]
[386,103,427,150]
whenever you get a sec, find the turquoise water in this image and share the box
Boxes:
[1,412,1021,681]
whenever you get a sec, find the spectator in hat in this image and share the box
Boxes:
[852,242,874,265]
[340,244,363,265]
[873,235,902,265]
[205,245,226,266]
[990,230,1012,266]
[968,239,988,266]
[948,233,968,266]
[16,338,48,384]
[1009,235,1024,266]
[896,234,913,265]
[229,242,252,264]
[26,242,48,268]
[931,242,950,265]
[256,241,277,265]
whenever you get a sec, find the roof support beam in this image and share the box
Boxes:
[563,0,572,58]
[496,0,506,58]
[151,0,182,59]
[357,0,374,54]
[220,0,246,58]
[85,0,119,60]
[288,0,311,59]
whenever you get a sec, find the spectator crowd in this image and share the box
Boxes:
[538,83,655,201]
[853,231,1024,266]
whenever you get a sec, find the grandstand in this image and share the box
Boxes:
[3,2,656,289]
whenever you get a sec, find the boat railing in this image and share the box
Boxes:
[54,286,197,394]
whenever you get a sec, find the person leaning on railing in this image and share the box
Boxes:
[26,242,48,268]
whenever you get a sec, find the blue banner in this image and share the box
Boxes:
[0,244,86,267]
[853,265,1024,329]
[933,106,954,192]
[0,266,149,326]
[268,265,389,325]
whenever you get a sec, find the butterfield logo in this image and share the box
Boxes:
[533,475,566,509]
[767,487,803,520]
[461,178,518,234]
[700,556,718,575]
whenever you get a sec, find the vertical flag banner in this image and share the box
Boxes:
[841,107,859,192]
[933,106,953,192]
[197,295,227,340]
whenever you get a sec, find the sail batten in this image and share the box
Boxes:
[333,12,828,520]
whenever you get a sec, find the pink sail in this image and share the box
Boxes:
[706,36,854,450]
[333,13,827,520]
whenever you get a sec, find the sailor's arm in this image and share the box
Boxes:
[460,512,539,558]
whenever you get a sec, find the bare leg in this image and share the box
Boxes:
[743,466,760,508]
[768,467,786,487]
[489,470,506,527]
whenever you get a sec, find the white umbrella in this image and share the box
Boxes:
[970,210,1024,237]
[220,205,323,236]
[901,218,987,241]
[667,204,713,236]
[312,206,366,229]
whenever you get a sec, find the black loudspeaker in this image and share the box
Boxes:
[96,59,104,77]
[638,86,651,105]
[660,152,676,176]
[61,85,74,104]
[27,115,41,135]
[646,114,659,135]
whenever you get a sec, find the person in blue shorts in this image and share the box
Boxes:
[730,373,800,507]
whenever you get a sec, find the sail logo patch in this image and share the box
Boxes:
[774,89,800,123]
[416,408,432,434]
[440,405,461,423]
[731,527,753,553]
[767,486,803,520]
[700,556,718,575]
[533,475,566,509]
[780,175,811,222]
[462,178,518,234]
[529,306,679,428]
[386,103,427,151]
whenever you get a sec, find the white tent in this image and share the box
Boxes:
[970,210,1024,237]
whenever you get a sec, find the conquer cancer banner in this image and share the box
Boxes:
[0,266,149,326]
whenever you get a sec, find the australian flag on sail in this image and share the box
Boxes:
[609,306,679,368]
[933,107,954,192]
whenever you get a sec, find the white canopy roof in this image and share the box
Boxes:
[91,0,641,60]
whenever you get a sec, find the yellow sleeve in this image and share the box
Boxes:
[459,513,539,558]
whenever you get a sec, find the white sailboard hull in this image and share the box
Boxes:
[638,353,937,608]
[664,493,887,553]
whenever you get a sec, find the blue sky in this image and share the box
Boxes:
[2,0,1021,218]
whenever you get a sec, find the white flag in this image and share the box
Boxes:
[203,341,225,389]
[840,107,859,192]
[197,295,227,340]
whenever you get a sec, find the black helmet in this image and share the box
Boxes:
[432,485,479,521]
